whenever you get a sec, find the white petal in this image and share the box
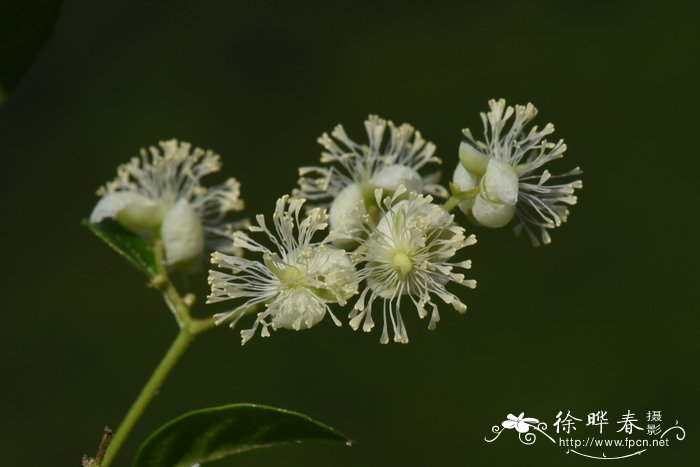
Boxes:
[482,159,519,205]
[452,163,478,214]
[329,184,365,233]
[310,246,359,302]
[91,192,166,233]
[515,422,531,433]
[374,164,423,193]
[160,199,205,266]
[270,290,326,330]
[452,163,477,192]
[472,194,516,228]
[459,141,489,176]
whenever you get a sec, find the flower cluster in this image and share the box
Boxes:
[90,139,245,267]
[91,100,582,345]
[206,116,477,344]
[207,186,475,344]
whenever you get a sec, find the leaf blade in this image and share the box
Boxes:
[82,219,158,278]
[133,403,351,467]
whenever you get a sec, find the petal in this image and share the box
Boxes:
[452,163,478,215]
[452,163,478,192]
[502,421,517,429]
[471,194,516,228]
[160,199,205,266]
[91,192,166,233]
[270,288,327,330]
[329,183,365,247]
[482,159,519,205]
[374,164,423,193]
[459,141,489,176]
[308,246,359,303]
[515,422,530,433]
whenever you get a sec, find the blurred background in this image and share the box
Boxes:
[1,1,698,465]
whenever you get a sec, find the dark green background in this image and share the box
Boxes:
[1,1,698,466]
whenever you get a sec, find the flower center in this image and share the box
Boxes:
[277,265,304,283]
[264,254,305,284]
[391,250,413,278]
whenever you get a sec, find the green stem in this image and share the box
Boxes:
[100,328,194,467]
[188,316,218,335]
[100,240,206,467]
[443,195,462,213]
[443,187,480,213]
[161,280,191,328]
[97,240,255,466]
[152,239,191,327]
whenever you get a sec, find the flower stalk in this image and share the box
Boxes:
[442,187,479,213]
[100,327,194,467]
[99,242,217,467]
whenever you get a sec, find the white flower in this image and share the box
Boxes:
[340,186,476,344]
[453,99,582,246]
[296,115,448,243]
[207,196,358,345]
[502,413,540,433]
[90,140,245,267]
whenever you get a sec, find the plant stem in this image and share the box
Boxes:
[443,195,462,213]
[151,239,191,327]
[100,328,194,467]
[100,240,204,467]
[443,187,480,213]
[97,240,256,466]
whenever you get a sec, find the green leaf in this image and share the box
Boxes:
[133,404,351,467]
[82,219,158,278]
[0,0,63,102]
